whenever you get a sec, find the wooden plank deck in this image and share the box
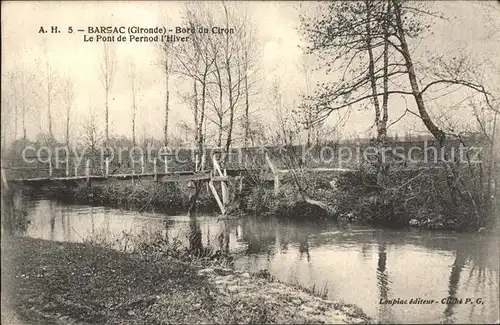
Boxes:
[5,166,362,185]
[8,170,213,184]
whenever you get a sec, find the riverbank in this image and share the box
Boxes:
[1,236,371,325]
[16,164,497,232]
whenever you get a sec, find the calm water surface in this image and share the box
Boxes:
[18,199,500,324]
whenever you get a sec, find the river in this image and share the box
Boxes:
[11,198,500,324]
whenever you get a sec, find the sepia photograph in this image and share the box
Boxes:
[1,1,499,324]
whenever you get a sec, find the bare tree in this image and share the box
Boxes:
[128,59,141,147]
[184,3,258,152]
[239,9,258,149]
[270,78,300,146]
[19,71,32,141]
[222,3,246,155]
[301,0,496,148]
[1,74,15,149]
[300,0,400,144]
[206,35,228,148]
[4,72,19,141]
[173,3,216,153]
[61,77,74,147]
[81,108,102,151]
[80,101,104,172]
[35,42,58,139]
[157,38,174,147]
[99,43,117,144]
[296,57,320,146]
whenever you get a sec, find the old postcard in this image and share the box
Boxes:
[1,1,499,324]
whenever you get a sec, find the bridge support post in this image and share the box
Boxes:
[209,177,225,215]
[66,157,69,177]
[265,153,280,195]
[164,158,168,174]
[49,161,53,178]
[210,153,230,215]
[141,155,145,174]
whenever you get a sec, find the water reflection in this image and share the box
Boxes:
[16,199,500,324]
[49,201,56,240]
[298,230,310,262]
[377,241,394,323]
[443,248,467,323]
[217,219,230,253]
[189,216,203,254]
[1,190,29,235]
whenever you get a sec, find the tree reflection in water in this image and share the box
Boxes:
[298,232,310,262]
[1,190,29,235]
[442,236,499,324]
[49,201,56,241]
[376,241,394,323]
[188,215,203,255]
[217,220,230,254]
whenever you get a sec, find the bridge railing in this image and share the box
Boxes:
[3,141,475,181]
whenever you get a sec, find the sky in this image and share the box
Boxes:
[1,0,499,144]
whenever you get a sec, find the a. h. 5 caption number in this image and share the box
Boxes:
[38,26,74,34]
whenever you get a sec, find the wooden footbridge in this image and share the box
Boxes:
[1,151,356,215]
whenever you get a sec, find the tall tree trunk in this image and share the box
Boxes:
[66,114,70,147]
[392,0,445,145]
[105,88,109,144]
[13,104,18,141]
[188,78,200,218]
[215,59,224,148]
[244,50,250,148]
[486,110,498,212]
[380,0,390,143]
[188,73,207,217]
[217,116,223,148]
[19,74,27,140]
[198,76,207,154]
[193,79,199,145]
[132,115,136,148]
[224,5,235,158]
[22,104,26,140]
[164,63,170,147]
[132,94,136,148]
[45,59,54,139]
[47,95,52,138]
[376,0,392,186]
[225,60,234,156]
[364,0,382,141]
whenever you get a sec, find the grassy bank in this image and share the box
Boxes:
[1,236,371,325]
[238,168,496,232]
[330,169,497,231]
